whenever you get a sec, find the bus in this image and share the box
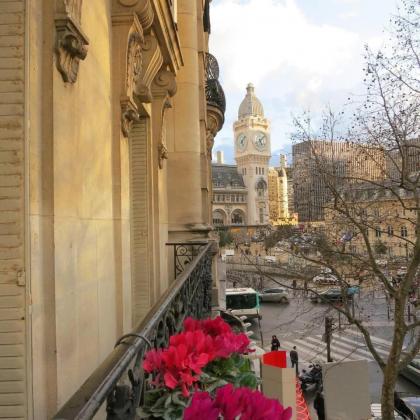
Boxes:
[225,287,260,319]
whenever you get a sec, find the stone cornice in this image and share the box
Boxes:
[113,0,154,31]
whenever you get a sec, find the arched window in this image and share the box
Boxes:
[212,210,225,226]
[256,179,267,198]
[231,210,245,225]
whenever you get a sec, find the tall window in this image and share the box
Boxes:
[401,226,408,237]
[387,226,393,236]
[375,227,381,238]
[255,167,258,175]
[259,207,264,223]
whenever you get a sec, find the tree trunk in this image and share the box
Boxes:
[381,369,397,420]
[381,298,405,419]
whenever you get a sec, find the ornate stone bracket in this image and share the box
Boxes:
[151,70,177,169]
[158,100,171,169]
[121,98,140,138]
[134,35,164,103]
[55,1,89,83]
[112,13,144,138]
[206,105,224,156]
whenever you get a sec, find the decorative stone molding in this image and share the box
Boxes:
[113,0,154,32]
[55,0,89,83]
[112,12,144,137]
[127,32,143,96]
[121,98,140,138]
[158,100,171,169]
[151,70,177,169]
[134,35,164,103]
[206,105,224,156]
[151,69,177,99]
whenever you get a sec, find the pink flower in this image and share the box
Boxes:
[143,317,253,397]
[184,384,293,420]
[183,392,220,420]
[184,316,233,337]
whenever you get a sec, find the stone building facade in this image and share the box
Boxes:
[324,183,417,259]
[292,140,385,222]
[212,160,248,226]
[0,0,224,417]
[268,154,298,225]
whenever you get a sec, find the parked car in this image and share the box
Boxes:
[370,403,406,419]
[310,287,355,304]
[259,287,289,303]
[395,394,420,420]
[400,358,420,387]
[312,273,338,285]
[399,396,420,419]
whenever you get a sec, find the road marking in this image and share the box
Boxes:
[345,329,394,347]
[305,335,374,362]
[289,338,328,362]
[333,334,389,357]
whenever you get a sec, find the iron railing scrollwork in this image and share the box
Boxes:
[205,53,226,114]
[167,242,209,278]
[54,243,213,420]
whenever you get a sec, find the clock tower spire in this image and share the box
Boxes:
[234,84,271,225]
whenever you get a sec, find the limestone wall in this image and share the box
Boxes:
[0,0,27,418]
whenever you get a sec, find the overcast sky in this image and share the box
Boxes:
[209,0,399,164]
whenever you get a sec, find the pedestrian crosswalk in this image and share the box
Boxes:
[275,329,394,364]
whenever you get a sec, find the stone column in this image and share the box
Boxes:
[168,0,208,241]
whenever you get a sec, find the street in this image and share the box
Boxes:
[249,280,420,404]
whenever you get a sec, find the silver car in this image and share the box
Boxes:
[259,287,289,303]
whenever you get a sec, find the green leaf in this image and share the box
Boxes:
[172,391,188,407]
[206,378,228,393]
[235,372,258,389]
[151,394,168,410]
[164,395,172,408]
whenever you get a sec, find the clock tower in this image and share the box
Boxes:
[234,83,271,225]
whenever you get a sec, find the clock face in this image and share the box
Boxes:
[236,134,247,151]
[254,132,267,151]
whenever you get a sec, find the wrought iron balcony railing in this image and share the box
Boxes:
[205,53,226,114]
[54,242,213,420]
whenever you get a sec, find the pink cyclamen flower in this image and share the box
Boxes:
[184,384,293,420]
[183,392,220,420]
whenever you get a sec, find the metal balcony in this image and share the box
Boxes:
[205,53,226,114]
[53,242,214,420]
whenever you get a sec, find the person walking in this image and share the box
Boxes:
[270,335,280,351]
[313,391,325,420]
[290,346,299,375]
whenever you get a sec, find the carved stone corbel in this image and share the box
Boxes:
[206,105,224,157]
[158,100,171,169]
[55,0,89,83]
[112,12,144,138]
[121,98,140,138]
[134,35,164,103]
[151,70,177,169]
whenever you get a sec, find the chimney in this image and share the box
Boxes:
[280,154,287,168]
[216,151,224,164]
